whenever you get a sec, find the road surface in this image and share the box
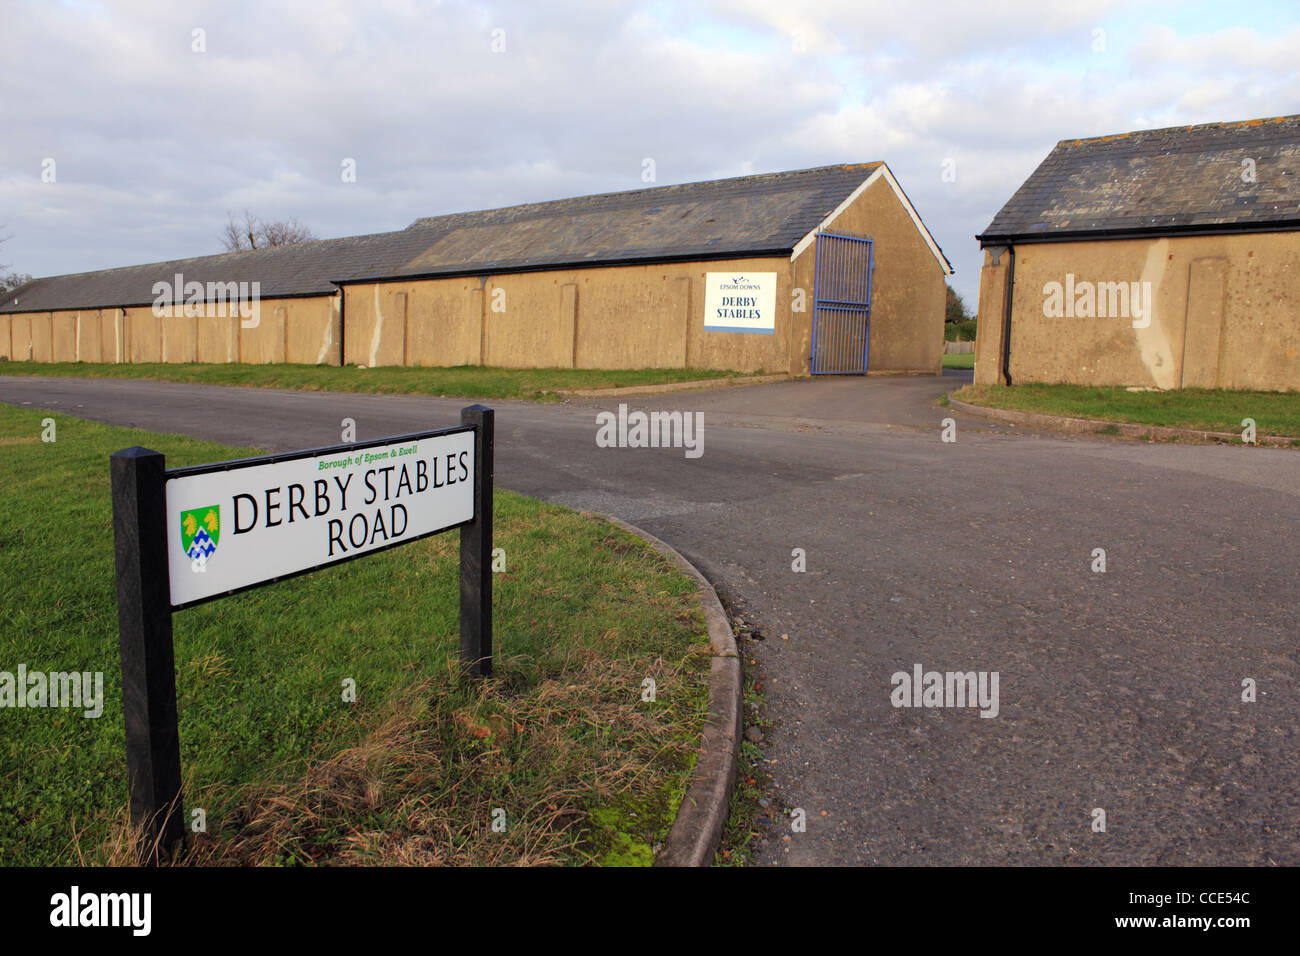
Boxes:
[2,371,1296,865]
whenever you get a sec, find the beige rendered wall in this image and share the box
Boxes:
[573,257,795,373]
[973,232,1300,391]
[343,278,482,368]
[162,312,199,364]
[343,256,799,373]
[791,175,947,374]
[3,309,120,362]
[239,296,339,365]
[76,309,102,361]
[973,252,1008,384]
[0,295,341,366]
[284,295,341,365]
[52,312,78,362]
[31,311,54,362]
[10,313,37,361]
[101,309,125,362]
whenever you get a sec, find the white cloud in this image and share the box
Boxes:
[0,0,1296,309]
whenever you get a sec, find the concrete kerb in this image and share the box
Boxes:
[948,397,1298,449]
[558,373,792,398]
[591,513,741,868]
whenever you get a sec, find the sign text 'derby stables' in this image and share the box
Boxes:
[703,272,777,334]
[165,430,475,607]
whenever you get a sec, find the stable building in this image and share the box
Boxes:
[974,115,1300,392]
[0,162,951,376]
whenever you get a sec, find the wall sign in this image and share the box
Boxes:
[703,272,777,334]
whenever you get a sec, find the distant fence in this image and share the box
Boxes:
[943,340,975,354]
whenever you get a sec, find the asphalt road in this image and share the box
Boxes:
[2,371,1296,866]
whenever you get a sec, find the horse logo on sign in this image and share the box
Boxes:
[180,506,221,563]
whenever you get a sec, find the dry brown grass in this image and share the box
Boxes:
[96,645,708,867]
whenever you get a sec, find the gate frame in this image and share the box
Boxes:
[810,230,875,375]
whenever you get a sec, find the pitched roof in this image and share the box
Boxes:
[2,162,942,313]
[385,163,883,280]
[978,114,1300,245]
[0,227,436,313]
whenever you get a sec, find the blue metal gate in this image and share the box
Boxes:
[810,231,874,375]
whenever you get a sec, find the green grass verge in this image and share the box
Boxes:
[0,360,746,402]
[715,641,768,866]
[952,383,1300,439]
[0,404,711,866]
[941,353,975,370]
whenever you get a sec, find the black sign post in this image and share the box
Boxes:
[110,406,494,864]
[111,446,186,863]
[459,404,494,677]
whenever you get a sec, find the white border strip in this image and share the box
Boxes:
[790,164,953,274]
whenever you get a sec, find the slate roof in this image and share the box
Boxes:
[388,163,883,279]
[0,227,437,314]
[2,163,902,314]
[978,115,1300,245]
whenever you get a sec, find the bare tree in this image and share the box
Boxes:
[220,210,316,251]
[220,210,256,252]
[0,230,33,296]
[258,217,315,247]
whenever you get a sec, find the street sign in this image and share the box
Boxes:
[165,428,475,608]
[111,405,495,862]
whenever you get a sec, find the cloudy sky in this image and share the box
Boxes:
[1,0,1297,306]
